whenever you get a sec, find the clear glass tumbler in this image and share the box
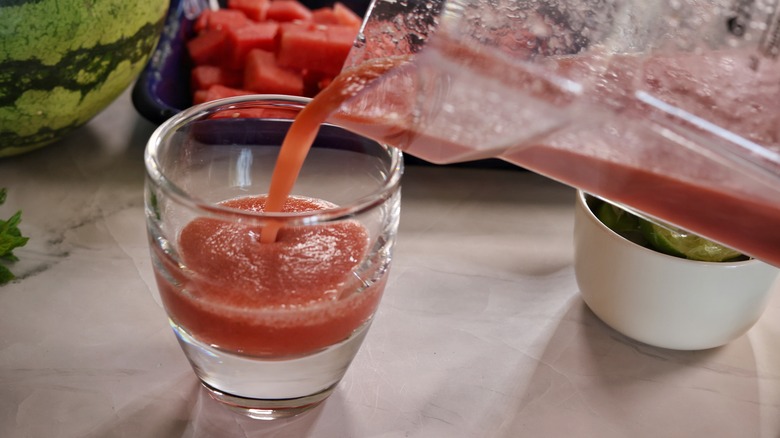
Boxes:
[144,95,403,420]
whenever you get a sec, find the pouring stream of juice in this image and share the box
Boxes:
[265,0,780,267]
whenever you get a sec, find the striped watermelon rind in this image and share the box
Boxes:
[0,0,168,157]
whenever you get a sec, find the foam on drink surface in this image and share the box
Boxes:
[158,195,385,357]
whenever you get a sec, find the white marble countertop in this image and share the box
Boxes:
[2,90,780,438]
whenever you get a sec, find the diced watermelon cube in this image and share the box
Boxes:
[193,9,214,33]
[187,30,229,65]
[228,0,271,21]
[317,76,333,90]
[311,7,340,25]
[243,49,304,95]
[210,107,301,119]
[277,20,314,34]
[277,24,357,76]
[333,2,362,28]
[275,21,313,48]
[193,89,210,105]
[226,21,280,69]
[193,84,255,105]
[302,69,333,97]
[191,65,243,90]
[266,0,313,22]
[194,9,252,33]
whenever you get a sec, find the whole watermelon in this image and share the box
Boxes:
[0,0,168,157]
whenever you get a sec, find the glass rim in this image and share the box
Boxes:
[144,94,404,223]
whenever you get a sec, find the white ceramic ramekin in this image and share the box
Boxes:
[574,191,778,350]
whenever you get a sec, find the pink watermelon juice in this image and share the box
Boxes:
[154,195,386,358]
[339,116,780,266]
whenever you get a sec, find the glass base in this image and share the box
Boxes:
[202,380,337,420]
[170,318,372,420]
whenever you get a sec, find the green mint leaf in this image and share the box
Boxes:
[0,264,13,284]
[2,210,23,231]
[0,188,29,285]
[1,217,29,256]
[1,235,27,260]
[1,253,19,263]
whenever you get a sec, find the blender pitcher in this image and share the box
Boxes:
[334,0,780,266]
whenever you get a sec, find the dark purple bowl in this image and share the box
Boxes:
[131,0,518,169]
[131,0,371,125]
